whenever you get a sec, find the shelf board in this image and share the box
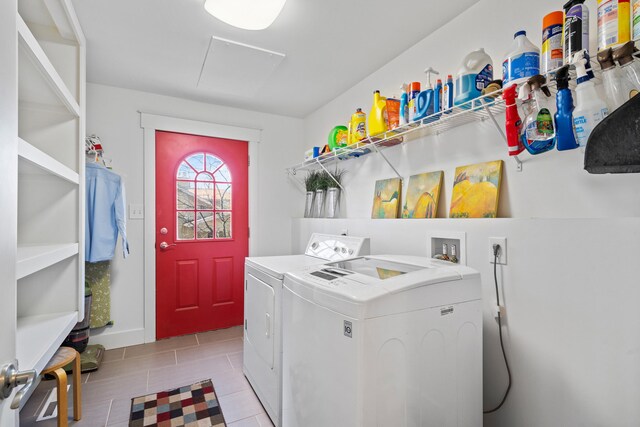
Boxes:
[19,0,81,43]
[17,311,78,374]
[18,138,79,184]
[16,243,79,280]
[17,14,80,117]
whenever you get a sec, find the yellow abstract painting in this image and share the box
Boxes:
[450,160,503,218]
[371,178,402,219]
[402,171,443,218]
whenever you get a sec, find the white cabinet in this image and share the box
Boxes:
[1,0,85,416]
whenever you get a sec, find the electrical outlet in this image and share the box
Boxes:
[489,237,507,265]
[129,203,144,219]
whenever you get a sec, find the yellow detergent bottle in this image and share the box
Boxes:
[367,90,388,137]
[348,108,367,145]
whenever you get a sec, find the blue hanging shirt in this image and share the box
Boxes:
[85,163,129,262]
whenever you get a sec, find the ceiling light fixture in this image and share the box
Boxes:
[204,0,287,30]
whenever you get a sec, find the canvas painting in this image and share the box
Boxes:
[371,178,402,219]
[402,171,443,219]
[450,160,503,218]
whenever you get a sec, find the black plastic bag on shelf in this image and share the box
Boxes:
[584,94,640,174]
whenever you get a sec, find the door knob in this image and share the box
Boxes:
[159,242,176,250]
[1,362,36,409]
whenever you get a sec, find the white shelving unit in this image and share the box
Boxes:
[2,0,86,407]
[17,16,80,117]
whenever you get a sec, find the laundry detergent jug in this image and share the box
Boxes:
[454,48,494,109]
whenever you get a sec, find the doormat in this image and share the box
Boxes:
[129,379,226,426]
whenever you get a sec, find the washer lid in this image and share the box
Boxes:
[324,257,425,282]
[284,255,478,318]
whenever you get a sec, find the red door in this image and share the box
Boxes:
[156,130,248,339]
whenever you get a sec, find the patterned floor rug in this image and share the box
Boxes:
[129,379,226,426]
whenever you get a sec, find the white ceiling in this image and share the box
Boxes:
[71,0,479,117]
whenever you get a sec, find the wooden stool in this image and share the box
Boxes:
[41,347,82,427]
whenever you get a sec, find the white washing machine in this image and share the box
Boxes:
[282,255,482,427]
[243,234,370,426]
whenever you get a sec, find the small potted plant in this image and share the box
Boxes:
[303,171,319,218]
[325,169,346,218]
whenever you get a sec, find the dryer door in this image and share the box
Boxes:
[245,273,275,368]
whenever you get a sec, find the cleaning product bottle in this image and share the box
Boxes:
[597,0,631,52]
[385,97,401,130]
[328,125,349,150]
[454,48,493,109]
[348,108,367,145]
[553,65,580,151]
[542,11,565,74]
[634,0,640,40]
[502,84,525,156]
[407,82,421,122]
[414,68,438,122]
[572,50,610,146]
[399,84,409,126]
[612,41,640,97]
[598,47,631,111]
[564,0,590,64]
[503,30,540,87]
[434,78,443,117]
[443,75,454,113]
[367,90,388,137]
[520,75,556,154]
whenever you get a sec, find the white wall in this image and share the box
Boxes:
[85,83,303,348]
[303,0,640,220]
[300,0,640,425]
[292,218,640,427]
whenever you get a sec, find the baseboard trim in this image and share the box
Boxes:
[89,327,145,350]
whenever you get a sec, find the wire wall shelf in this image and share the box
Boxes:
[286,55,634,190]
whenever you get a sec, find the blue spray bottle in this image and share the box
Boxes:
[415,67,439,122]
[553,65,579,151]
[434,78,443,118]
[399,84,409,126]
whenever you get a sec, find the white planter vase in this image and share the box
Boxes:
[325,187,340,218]
[303,191,315,218]
[312,189,325,218]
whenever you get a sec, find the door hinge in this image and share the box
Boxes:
[245,319,247,330]
[248,227,250,238]
[248,155,250,167]
[245,280,247,290]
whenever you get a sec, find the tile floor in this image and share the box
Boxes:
[20,326,273,427]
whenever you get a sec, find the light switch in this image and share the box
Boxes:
[129,203,144,219]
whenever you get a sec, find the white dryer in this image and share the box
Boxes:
[243,234,369,426]
[282,255,482,427]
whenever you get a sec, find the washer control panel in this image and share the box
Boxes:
[304,234,370,261]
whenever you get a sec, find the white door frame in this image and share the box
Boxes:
[140,112,260,343]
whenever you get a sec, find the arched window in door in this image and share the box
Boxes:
[176,153,232,240]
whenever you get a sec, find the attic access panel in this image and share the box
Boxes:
[197,36,285,98]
